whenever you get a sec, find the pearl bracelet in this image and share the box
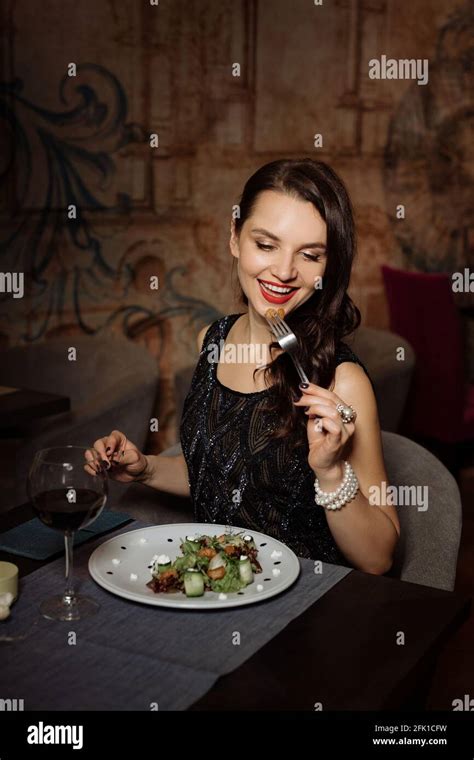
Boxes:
[314,460,359,510]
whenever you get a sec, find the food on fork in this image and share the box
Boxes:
[265,307,285,319]
[146,532,262,596]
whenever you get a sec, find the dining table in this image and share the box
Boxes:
[0,386,70,432]
[0,495,471,714]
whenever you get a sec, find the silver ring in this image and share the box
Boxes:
[336,403,357,424]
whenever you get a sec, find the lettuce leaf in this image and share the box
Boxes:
[173,553,196,574]
[209,560,246,593]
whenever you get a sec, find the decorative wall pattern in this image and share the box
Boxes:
[1,0,472,449]
[384,4,474,272]
[0,64,148,340]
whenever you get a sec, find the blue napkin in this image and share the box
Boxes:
[0,511,132,560]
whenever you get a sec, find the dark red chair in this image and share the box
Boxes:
[381,265,474,446]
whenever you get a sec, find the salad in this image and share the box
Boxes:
[146,532,262,597]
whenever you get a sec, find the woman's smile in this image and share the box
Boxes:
[230,190,328,320]
[257,278,301,304]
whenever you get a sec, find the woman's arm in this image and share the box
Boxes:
[136,452,191,497]
[91,430,191,497]
[323,363,400,573]
[136,323,212,497]
[294,363,400,575]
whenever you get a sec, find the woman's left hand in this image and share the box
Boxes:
[292,382,355,476]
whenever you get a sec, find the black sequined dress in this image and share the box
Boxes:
[180,313,371,565]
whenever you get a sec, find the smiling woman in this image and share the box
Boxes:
[179,158,400,573]
[228,159,359,443]
[92,158,400,575]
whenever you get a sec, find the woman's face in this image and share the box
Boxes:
[230,190,327,317]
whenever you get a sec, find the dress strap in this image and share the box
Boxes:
[199,313,240,357]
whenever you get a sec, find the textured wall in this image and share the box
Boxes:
[1,0,472,449]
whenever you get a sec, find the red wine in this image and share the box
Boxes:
[33,488,106,532]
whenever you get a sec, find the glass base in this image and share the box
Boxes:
[39,594,100,622]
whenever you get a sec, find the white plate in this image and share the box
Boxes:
[88,522,300,609]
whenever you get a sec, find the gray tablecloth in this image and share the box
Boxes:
[0,521,352,710]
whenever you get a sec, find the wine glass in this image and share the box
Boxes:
[27,446,108,621]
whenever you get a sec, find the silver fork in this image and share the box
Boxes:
[264,311,310,385]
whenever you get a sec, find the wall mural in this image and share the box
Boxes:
[384,5,473,273]
[0,63,220,347]
[1,1,472,451]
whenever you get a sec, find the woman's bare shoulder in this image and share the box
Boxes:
[196,324,212,353]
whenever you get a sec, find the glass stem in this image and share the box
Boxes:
[63,531,75,607]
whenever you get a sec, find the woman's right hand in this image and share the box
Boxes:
[90,430,148,483]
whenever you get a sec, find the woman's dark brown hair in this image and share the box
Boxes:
[232,157,361,446]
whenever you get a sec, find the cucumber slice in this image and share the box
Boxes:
[239,556,254,585]
[151,554,172,575]
[185,535,202,551]
[184,569,205,597]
